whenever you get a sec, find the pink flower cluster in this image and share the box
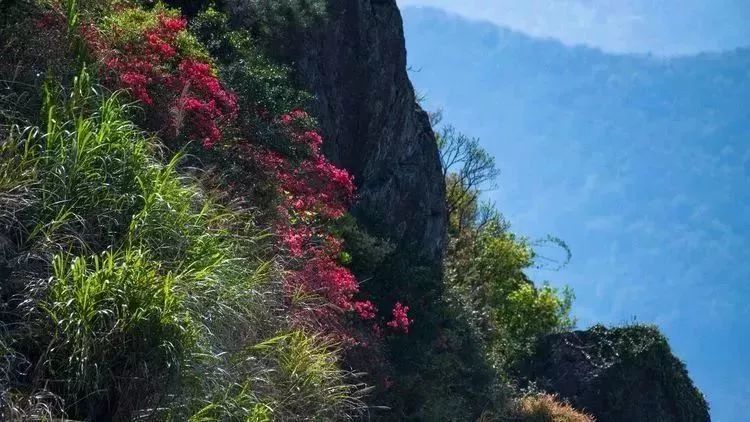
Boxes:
[354,301,378,320]
[239,111,415,342]
[387,302,413,333]
[87,12,237,148]
[277,111,355,218]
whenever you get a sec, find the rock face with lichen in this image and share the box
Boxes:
[288,0,446,263]
[520,325,711,422]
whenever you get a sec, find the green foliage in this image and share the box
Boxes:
[438,124,574,372]
[222,0,327,57]
[101,4,211,62]
[249,331,365,420]
[384,310,510,421]
[505,284,574,350]
[43,249,197,411]
[0,127,36,241]
[335,214,396,278]
[192,8,311,120]
[187,330,365,422]
[28,76,152,254]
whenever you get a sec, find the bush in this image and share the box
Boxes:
[222,0,327,58]
[26,75,154,255]
[248,331,365,420]
[87,5,237,148]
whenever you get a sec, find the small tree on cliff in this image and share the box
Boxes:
[433,111,500,234]
[435,115,574,370]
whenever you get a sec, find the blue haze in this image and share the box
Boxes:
[398,0,750,56]
[399,5,750,421]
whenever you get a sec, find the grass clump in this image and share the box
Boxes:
[249,331,366,420]
[513,394,594,422]
[27,75,152,255]
[42,249,197,418]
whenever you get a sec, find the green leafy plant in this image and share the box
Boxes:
[222,0,327,58]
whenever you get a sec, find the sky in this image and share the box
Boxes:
[396,1,750,420]
[397,0,750,56]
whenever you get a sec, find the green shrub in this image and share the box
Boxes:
[99,4,212,62]
[222,0,327,57]
[248,330,365,420]
[192,8,311,130]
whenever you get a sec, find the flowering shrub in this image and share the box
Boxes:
[82,5,408,343]
[257,110,355,218]
[242,111,399,342]
[85,8,237,148]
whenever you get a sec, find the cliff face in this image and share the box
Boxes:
[289,0,446,263]
[520,325,711,422]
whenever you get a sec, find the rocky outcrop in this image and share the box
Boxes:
[289,0,446,263]
[520,325,710,422]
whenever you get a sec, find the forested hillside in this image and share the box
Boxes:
[0,1,709,420]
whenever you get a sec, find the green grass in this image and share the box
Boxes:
[248,331,366,420]
[0,70,364,420]
[42,249,197,416]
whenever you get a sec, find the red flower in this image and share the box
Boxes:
[87,9,236,148]
[160,16,187,32]
[354,301,378,320]
[387,302,413,333]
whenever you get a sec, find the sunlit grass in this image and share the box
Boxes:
[0,70,364,420]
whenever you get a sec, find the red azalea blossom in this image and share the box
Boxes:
[160,16,187,32]
[86,10,236,148]
[387,302,413,333]
[354,301,378,320]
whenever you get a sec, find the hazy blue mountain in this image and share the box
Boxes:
[402,6,750,421]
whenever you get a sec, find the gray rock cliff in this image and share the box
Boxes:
[520,325,710,422]
[290,0,446,263]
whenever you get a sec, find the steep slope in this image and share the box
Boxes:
[290,0,446,263]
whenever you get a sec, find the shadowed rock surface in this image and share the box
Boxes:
[521,325,711,422]
[290,0,446,263]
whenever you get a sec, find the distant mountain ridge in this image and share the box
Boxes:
[403,6,750,150]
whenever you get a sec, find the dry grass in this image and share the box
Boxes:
[514,393,595,422]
